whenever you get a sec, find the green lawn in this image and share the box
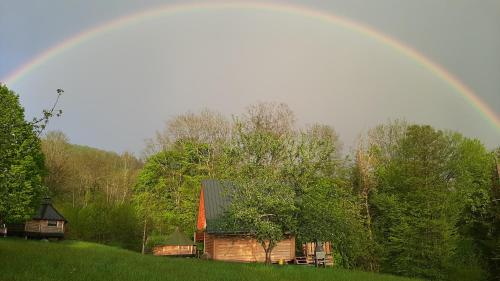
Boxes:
[0,238,423,281]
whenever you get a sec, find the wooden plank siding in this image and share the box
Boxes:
[303,241,332,256]
[204,233,215,258]
[25,220,64,234]
[211,235,295,263]
[153,245,195,256]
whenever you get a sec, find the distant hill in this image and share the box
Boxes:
[1,238,423,281]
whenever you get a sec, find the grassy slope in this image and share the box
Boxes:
[0,239,423,281]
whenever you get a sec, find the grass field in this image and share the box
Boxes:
[0,238,423,281]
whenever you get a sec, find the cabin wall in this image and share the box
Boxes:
[25,220,64,234]
[204,233,215,258]
[153,245,195,256]
[303,241,332,256]
[212,235,295,263]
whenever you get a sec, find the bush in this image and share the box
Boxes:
[59,199,142,251]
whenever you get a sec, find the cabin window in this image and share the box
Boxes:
[48,220,57,226]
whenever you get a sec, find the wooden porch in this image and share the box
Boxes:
[294,241,334,267]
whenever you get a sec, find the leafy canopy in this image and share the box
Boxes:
[0,84,46,223]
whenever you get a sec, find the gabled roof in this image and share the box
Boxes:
[202,179,232,222]
[32,198,66,222]
[201,179,246,234]
[162,229,195,246]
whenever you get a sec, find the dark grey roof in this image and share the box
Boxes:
[32,198,66,222]
[162,229,195,246]
[201,179,243,234]
[202,179,231,221]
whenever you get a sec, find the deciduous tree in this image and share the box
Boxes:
[0,85,46,223]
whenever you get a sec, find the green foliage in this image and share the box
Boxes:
[216,109,298,263]
[372,126,458,280]
[41,132,143,250]
[0,84,46,223]
[59,200,141,250]
[42,132,142,207]
[227,177,298,263]
[360,123,498,280]
[217,104,360,265]
[478,147,500,281]
[32,103,499,279]
[287,125,368,269]
[447,239,488,281]
[134,141,209,238]
[1,239,424,281]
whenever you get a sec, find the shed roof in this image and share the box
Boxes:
[163,229,195,246]
[32,197,66,222]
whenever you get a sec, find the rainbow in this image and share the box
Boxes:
[2,1,499,131]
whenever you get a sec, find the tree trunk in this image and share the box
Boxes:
[364,191,373,241]
[265,247,271,265]
[141,218,147,254]
[262,241,273,265]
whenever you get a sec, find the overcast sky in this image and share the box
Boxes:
[1,0,499,154]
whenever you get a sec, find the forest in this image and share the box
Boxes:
[1,84,499,281]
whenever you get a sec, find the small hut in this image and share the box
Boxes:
[152,228,196,256]
[24,197,66,239]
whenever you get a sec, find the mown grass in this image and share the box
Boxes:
[0,238,423,281]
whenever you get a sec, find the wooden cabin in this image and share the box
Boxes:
[196,179,295,263]
[24,197,66,239]
[153,228,196,256]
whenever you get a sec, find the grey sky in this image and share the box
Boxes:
[1,0,499,154]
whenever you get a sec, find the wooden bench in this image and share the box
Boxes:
[294,256,309,265]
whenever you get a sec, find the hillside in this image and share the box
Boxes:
[1,239,423,281]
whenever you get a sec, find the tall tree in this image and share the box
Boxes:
[352,120,408,270]
[230,179,297,265]
[217,102,297,264]
[42,131,71,196]
[371,125,461,280]
[144,109,230,174]
[0,84,46,223]
[461,146,500,281]
[219,103,366,265]
[489,148,500,280]
[290,124,367,269]
[134,140,209,253]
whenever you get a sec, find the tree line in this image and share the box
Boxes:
[42,131,143,250]
[134,103,499,280]
[1,84,499,280]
